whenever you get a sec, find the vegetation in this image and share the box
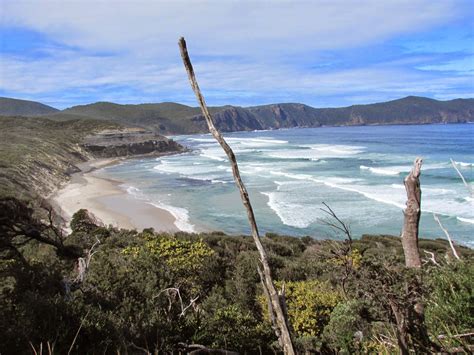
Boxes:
[1,202,473,354]
[2,95,473,135]
[0,116,118,200]
[0,97,58,116]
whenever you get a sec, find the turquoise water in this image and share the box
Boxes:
[100,124,473,246]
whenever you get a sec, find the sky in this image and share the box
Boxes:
[0,0,473,109]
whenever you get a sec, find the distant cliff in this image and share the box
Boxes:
[62,96,474,134]
[2,95,473,135]
[192,96,474,133]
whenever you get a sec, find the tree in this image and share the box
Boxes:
[401,158,422,268]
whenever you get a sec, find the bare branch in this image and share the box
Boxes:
[422,250,440,266]
[29,342,39,355]
[68,311,90,355]
[178,37,295,354]
[433,214,460,260]
[450,159,473,196]
[155,287,199,317]
[74,237,101,284]
[320,202,352,244]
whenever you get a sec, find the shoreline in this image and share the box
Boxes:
[51,157,181,233]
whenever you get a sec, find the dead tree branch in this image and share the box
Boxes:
[67,310,90,355]
[450,159,473,196]
[320,202,352,243]
[422,250,440,266]
[178,37,295,354]
[155,288,199,317]
[74,237,101,284]
[433,214,460,260]
[319,202,355,297]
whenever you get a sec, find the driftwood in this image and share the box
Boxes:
[178,37,295,354]
[401,158,423,268]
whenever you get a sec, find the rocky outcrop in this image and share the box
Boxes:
[82,128,185,158]
[185,96,474,133]
[191,106,263,132]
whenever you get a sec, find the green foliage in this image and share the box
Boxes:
[425,261,474,338]
[122,234,214,291]
[323,299,368,353]
[70,209,100,234]
[259,280,341,337]
[0,116,118,199]
[195,296,274,352]
[1,204,473,354]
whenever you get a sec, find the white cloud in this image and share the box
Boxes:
[1,48,471,108]
[0,0,471,108]
[1,0,460,56]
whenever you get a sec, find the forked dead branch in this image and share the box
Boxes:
[178,37,295,354]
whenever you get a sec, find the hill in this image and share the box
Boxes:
[1,96,472,135]
[0,97,59,116]
[0,115,184,200]
[59,96,474,134]
[62,101,228,134]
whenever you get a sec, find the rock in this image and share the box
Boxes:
[81,128,185,158]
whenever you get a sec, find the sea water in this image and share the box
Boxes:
[99,124,473,246]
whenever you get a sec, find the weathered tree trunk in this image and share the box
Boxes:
[399,158,440,353]
[401,158,422,268]
[178,37,295,354]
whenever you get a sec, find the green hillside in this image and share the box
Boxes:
[61,101,228,134]
[0,116,118,200]
[0,97,59,116]
[59,96,474,134]
[2,96,472,135]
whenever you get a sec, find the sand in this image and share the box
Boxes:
[51,158,180,232]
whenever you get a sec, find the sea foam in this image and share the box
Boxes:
[149,202,195,232]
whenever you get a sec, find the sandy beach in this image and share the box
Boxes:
[51,158,180,232]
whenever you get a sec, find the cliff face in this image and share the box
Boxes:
[172,97,474,134]
[184,96,474,133]
[82,128,185,158]
[191,106,264,132]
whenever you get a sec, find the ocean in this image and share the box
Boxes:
[98,124,474,246]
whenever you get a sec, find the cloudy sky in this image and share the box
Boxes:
[0,0,473,109]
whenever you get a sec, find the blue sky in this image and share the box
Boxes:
[0,0,473,109]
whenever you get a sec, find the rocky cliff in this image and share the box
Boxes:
[82,128,185,158]
[199,96,474,132]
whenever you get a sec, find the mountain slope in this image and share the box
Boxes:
[0,97,59,116]
[3,95,473,134]
[62,96,474,134]
[62,102,228,134]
